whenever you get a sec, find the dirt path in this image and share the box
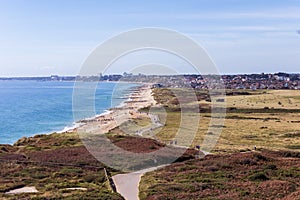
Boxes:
[136,113,163,136]
[112,147,210,200]
[112,165,168,200]
[111,111,165,200]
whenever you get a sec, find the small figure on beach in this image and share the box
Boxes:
[253,145,257,151]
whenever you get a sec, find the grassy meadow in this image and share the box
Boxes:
[147,88,300,153]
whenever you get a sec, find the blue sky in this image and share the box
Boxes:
[0,0,299,76]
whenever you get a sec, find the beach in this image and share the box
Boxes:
[76,83,156,135]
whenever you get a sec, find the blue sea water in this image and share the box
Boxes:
[0,81,139,144]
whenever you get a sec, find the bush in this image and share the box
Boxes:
[59,167,83,175]
[280,151,300,158]
[248,172,269,181]
[83,174,105,183]
[253,153,268,161]
[265,164,277,170]
[239,159,257,166]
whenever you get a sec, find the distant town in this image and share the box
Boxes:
[0,72,299,90]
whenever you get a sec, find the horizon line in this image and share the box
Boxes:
[0,71,299,78]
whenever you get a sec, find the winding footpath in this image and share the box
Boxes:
[111,110,165,200]
[112,165,168,200]
[111,111,209,200]
[136,113,163,136]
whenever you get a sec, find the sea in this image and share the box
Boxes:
[0,81,140,144]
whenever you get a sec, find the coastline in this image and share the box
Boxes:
[76,83,155,135]
[12,83,156,145]
[8,82,152,145]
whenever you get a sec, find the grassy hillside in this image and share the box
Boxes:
[0,132,124,199]
[140,150,300,200]
[0,128,198,199]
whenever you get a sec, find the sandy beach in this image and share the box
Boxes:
[76,83,156,135]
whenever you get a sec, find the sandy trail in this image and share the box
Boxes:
[112,165,168,200]
[112,148,210,200]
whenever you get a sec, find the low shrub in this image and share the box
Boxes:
[248,172,269,181]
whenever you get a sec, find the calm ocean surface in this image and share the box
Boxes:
[0,81,139,144]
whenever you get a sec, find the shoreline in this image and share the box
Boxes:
[5,82,151,146]
[76,83,156,135]
[8,82,152,146]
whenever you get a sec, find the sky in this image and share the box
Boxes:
[0,0,299,76]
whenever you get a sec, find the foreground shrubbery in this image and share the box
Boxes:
[140,149,300,200]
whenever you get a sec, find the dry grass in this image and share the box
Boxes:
[151,89,300,153]
[226,90,300,109]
